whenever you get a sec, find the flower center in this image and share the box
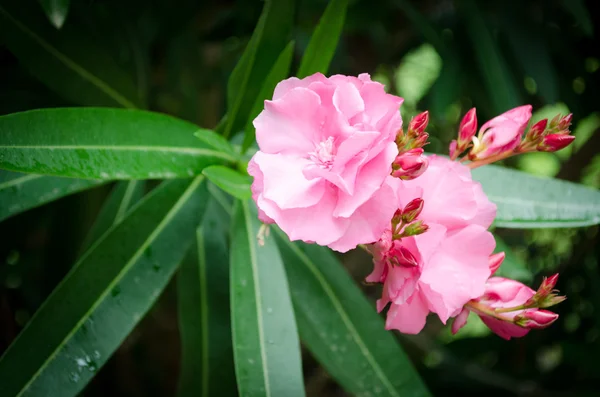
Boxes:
[309,136,336,169]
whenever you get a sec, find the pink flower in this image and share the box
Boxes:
[367,156,497,333]
[475,105,532,159]
[399,156,497,230]
[470,277,538,340]
[248,73,403,252]
[371,224,495,333]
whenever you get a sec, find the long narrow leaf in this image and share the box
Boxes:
[274,231,431,397]
[472,164,600,228]
[0,0,141,108]
[223,0,294,138]
[0,177,209,397]
[0,108,236,179]
[297,0,348,78]
[80,181,146,251]
[230,201,305,397]
[242,41,294,152]
[0,170,103,222]
[178,194,237,397]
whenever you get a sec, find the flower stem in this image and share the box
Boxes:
[465,301,513,322]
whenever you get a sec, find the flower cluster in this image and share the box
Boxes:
[249,73,572,340]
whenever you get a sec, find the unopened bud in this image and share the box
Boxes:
[538,294,567,308]
[458,108,477,143]
[391,208,403,226]
[558,113,573,130]
[488,252,506,275]
[401,220,429,237]
[538,274,559,297]
[402,198,424,223]
[413,132,429,148]
[392,149,428,180]
[408,111,429,138]
[449,140,458,159]
[527,119,547,141]
[514,309,558,329]
[538,134,575,152]
[394,245,419,268]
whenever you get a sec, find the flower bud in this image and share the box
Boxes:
[392,149,428,180]
[393,245,419,268]
[391,208,403,226]
[458,108,477,143]
[488,252,505,275]
[514,309,559,329]
[449,139,458,159]
[558,113,573,130]
[408,111,429,138]
[538,294,567,308]
[412,132,429,148]
[401,220,429,237]
[402,198,424,223]
[527,119,547,141]
[538,273,559,296]
[538,134,575,152]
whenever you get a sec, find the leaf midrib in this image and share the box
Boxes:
[0,174,41,190]
[12,176,204,396]
[0,5,137,109]
[0,145,236,161]
[243,201,271,397]
[277,231,399,397]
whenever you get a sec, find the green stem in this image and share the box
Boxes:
[465,301,513,322]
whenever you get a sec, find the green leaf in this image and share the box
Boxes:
[0,108,236,179]
[0,177,209,397]
[38,0,70,29]
[223,0,294,138]
[202,166,251,200]
[194,129,238,159]
[274,232,431,397]
[472,164,600,228]
[242,41,295,152]
[230,201,305,397]
[178,194,237,397]
[493,235,533,283]
[394,43,442,107]
[80,181,146,252]
[0,170,103,222]
[0,1,141,108]
[459,0,520,114]
[297,0,348,78]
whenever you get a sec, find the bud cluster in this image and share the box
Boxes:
[390,198,428,241]
[392,112,430,180]
[448,106,576,169]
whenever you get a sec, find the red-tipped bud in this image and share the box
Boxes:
[538,134,575,152]
[402,198,424,223]
[393,245,419,268]
[391,208,403,226]
[558,113,573,130]
[488,252,505,275]
[527,119,547,141]
[458,108,477,143]
[412,132,429,148]
[392,149,428,180]
[514,309,559,329]
[408,111,429,137]
[539,273,559,296]
[449,140,458,159]
[401,220,429,237]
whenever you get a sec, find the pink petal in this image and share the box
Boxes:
[272,73,328,100]
[254,152,325,209]
[385,291,429,334]
[480,316,530,340]
[333,81,365,120]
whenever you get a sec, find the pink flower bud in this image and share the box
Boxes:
[527,119,547,141]
[538,134,575,152]
[475,105,532,159]
[558,113,573,130]
[458,108,477,143]
[539,273,559,296]
[402,198,424,223]
[412,132,429,148]
[488,252,505,275]
[449,139,458,159]
[401,220,429,237]
[408,111,429,137]
[391,208,403,226]
[514,309,559,329]
[392,149,429,180]
[392,245,419,268]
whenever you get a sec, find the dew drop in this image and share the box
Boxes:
[69,372,80,383]
[266,307,273,314]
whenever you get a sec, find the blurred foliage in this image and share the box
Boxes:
[1,0,599,396]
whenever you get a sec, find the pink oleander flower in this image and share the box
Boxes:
[367,156,497,333]
[248,73,403,252]
[473,105,532,159]
[453,277,559,340]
